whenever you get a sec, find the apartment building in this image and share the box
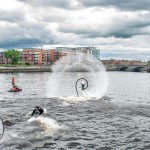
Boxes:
[0,52,12,64]
[21,48,43,65]
[42,50,51,65]
[56,47,100,60]
[21,48,62,65]
[0,47,100,65]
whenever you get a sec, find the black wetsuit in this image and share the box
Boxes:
[82,84,85,90]
[31,108,44,116]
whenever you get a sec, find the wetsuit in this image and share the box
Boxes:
[81,81,85,90]
[31,107,44,116]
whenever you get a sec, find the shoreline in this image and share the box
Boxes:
[0,66,52,73]
[0,66,149,73]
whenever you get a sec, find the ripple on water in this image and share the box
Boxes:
[1,95,150,149]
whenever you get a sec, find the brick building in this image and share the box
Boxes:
[21,48,62,65]
[21,48,43,65]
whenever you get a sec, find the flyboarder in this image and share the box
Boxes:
[31,106,44,117]
[81,80,85,90]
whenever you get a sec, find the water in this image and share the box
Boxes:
[0,72,150,149]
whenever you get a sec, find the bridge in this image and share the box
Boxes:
[106,65,150,72]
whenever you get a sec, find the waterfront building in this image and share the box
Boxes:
[42,50,51,65]
[50,49,62,63]
[21,48,62,65]
[56,46,100,60]
[0,52,4,64]
[56,47,76,56]
[0,52,12,64]
[101,59,146,66]
[0,46,100,65]
[77,47,100,60]
[21,48,43,65]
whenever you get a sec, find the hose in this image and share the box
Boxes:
[0,116,4,140]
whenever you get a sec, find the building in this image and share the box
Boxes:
[0,52,4,64]
[56,46,100,60]
[21,48,43,65]
[0,52,12,64]
[0,46,100,65]
[21,48,62,65]
[75,47,100,60]
[101,59,146,66]
[56,47,76,56]
[42,50,51,65]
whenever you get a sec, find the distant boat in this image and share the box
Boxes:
[8,76,22,92]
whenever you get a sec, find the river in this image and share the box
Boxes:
[0,72,150,150]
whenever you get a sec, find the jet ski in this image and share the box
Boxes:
[8,76,22,92]
[8,87,22,92]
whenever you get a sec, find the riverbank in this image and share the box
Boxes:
[0,66,149,73]
[105,65,150,72]
[0,66,52,73]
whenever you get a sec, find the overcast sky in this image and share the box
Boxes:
[0,0,150,61]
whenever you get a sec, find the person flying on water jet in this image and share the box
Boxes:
[81,80,85,90]
[31,106,44,117]
[76,78,88,97]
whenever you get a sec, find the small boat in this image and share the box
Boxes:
[8,76,22,92]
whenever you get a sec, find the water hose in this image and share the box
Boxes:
[76,78,88,97]
[0,116,4,140]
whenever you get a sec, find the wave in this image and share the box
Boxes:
[28,116,62,133]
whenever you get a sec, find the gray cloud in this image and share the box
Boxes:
[0,10,24,22]
[0,38,42,49]
[79,0,150,11]
[0,36,58,49]
[59,12,150,38]
[17,0,79,9]
[0,19,58,49]
[0,0,150,61]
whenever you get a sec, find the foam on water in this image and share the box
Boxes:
[58,96,99,102]
[28,116,62,133]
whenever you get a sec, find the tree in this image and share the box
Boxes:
[4,49,20,65]
[3,50,11,64]
[147,59,150,66]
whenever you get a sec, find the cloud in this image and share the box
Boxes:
[58,9,150,38]
[0,0,150,61]
[17,0,81,9]
[0,18,59,49]
[0,10,25,22]
[79,0,150,11]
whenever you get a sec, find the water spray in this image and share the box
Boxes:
[0,116,4,140]
[76,78,88,97]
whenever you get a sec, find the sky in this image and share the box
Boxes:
[0,0,150,61]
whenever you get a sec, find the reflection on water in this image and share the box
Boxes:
[0,72,150,149]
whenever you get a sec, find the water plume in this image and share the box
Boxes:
[46,53,108,99]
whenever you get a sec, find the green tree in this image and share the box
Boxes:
[4,49,20,65]
[3,50,11,64]
[147,59,150,65]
